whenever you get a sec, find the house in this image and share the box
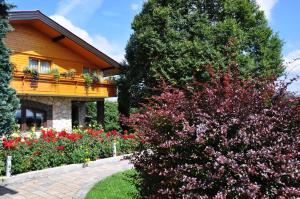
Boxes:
[5,10,120,132]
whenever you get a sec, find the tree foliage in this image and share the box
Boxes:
[125,68,300,198]
[119,0,283,114]
[0,1,19,135]
[86,101,121,131]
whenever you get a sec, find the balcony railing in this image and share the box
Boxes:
[11,71,117,98]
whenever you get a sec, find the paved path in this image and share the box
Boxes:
[0,159,133,199]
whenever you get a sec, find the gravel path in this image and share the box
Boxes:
[0,159,133,199]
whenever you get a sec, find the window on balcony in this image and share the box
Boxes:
[29,58,51,73]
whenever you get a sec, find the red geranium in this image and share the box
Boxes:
[3,140,15,149]
[98,137,104,142]
[14,137,21,143]
[127,134,136,139]
[111,130,117,136]
[58,131,67,137]
[56,145,65,151]
[105,132,111,137]
[42,129,55,138]
[122,135,128,140]
[66,133,83,142]
[86,129,103,137]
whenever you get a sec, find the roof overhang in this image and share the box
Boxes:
[9,10,121,76]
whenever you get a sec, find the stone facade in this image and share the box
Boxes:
[18,96,103,131]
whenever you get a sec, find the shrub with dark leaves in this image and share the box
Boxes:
[125,68,300,198]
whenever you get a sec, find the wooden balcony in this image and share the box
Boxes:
[10,71,117,98]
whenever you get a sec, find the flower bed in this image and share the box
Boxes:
[1,128,140,175]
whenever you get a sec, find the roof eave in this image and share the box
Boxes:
[8,10,121,70]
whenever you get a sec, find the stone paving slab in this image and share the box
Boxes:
[0,158,133,199]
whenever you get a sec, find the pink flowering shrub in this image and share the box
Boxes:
[125,70,300,198]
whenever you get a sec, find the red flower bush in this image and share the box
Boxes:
[2,139,15,149]
[56,146,65,151]
[1,128,140,175]
[126,71,300,198]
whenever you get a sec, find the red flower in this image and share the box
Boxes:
[137,132,143,137]
[66,133,83,142]
[86,129,103,137]
[58,131,67,137]
[56,145,65,151]
[33,151,41,156]
[124,130,128,134]
[15,137,21,143]
[3,140,15,149]
[42,129,55,138]
[25,140,32,145]
[111,130,117,136]
[127,134,136,139]
[106,132,111,137]
[98,137,104,142]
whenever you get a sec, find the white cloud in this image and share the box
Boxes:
[50,15,124,62]
[256,0,278,20]
[285,50,300,74]
[55,0,104,23]
[131,3,139,11]
[283,50,300,94]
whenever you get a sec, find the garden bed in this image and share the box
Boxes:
[0,128,140,175]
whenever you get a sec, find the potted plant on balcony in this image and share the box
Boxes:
[49,68,60,82]
[22,66,39,88]
[92,72,100,84]
[30,68,39,88]
[83,73,93,88]
[22,66,32,75]
[61,69,76,78]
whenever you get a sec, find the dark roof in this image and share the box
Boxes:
[8,10,121,72]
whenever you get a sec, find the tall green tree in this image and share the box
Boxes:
[0,1,19,135]
[119,0,283,115]
[86,101,121,131]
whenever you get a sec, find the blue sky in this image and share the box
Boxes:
[7,0,300,93]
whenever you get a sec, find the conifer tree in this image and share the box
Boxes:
[0,1,19,135]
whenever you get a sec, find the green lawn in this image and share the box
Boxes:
[85,169,138,199]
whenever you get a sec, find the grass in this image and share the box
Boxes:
[85,169,138,199]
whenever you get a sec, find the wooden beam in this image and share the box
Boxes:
[97,100,105,126]
[52,34,65,42]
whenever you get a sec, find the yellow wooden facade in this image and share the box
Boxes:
[6,19,118,98]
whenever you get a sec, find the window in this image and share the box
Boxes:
[15,108,47,131]
[29,58,38,70]
[91,68,97,75]
[29,58,51,73]
[83,67,90,74]
[40,60,51,73]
